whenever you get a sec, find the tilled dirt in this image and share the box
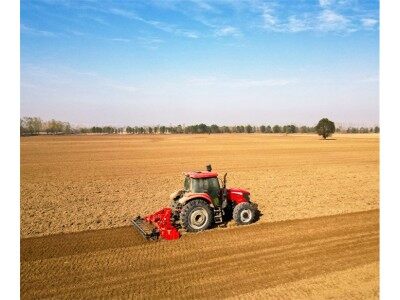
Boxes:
[21,209,379,299]
[20,134,379,238]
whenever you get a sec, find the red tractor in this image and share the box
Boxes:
[133,165,258,240]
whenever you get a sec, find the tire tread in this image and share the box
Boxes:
[180,199,212,232]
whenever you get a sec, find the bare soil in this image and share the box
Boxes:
[21,209,379,299]
[20,134,379,237]
[20,133,379,299]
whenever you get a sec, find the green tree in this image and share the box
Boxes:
[245,125,253,133]
[176,124,183,134]
[300,126,308,133]
[235,125,245,133]
[91,126,99,133]
[266,125,272,133]
[210,124,220,133]
[284,125,297,134]
[348,127,358,134]
[272,125,281,133]
[22,117,42,135]
[374,126,380,133]
[221,126,231,133]
[198,123,208,133]
[360,127,369,134]
[260,125,266,133]
[315,118,335,139]
[64,123,71,134]
[20,119,26,135]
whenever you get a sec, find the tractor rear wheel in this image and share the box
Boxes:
[233,202,256,225]
[180,199,212,232]
[170,199,179,211]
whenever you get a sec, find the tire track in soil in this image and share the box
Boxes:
[21,226,145,261]
[21,209,379,299]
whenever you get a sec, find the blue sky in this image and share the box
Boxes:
[21,0,379,127]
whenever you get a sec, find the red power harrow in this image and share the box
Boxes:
[132,208,180,240]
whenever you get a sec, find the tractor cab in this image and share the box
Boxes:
[184,171,221,206]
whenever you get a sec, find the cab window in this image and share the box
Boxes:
[208,178,220,190]
[184,176,190,190]
[191,178,204,193]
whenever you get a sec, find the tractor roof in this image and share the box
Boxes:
[185,171,218,179]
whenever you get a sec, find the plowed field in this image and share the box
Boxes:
[21,134,379,237]
[21,209,379,299]
[20,134,379,299]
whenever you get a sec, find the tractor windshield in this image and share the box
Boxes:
[190,177,220,193]
[191,178,203,193]
[206,178,220,190]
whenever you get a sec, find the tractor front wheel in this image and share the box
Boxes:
[233,202,256,225]
[180,199,212,232]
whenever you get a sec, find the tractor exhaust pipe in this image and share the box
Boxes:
[223,173,227,188]
[222,173,228,208]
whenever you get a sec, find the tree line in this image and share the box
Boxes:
[20,117,380,136]
[20,117,72,135]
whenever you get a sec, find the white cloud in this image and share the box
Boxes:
[106,1,375,38]
[361,18,378,28]
[181,31,199,38]
[261,6,278,29]
[109,8,138,19]
[287,16,310,32]
[317,9,349,31]
[215,26,241,37]
[257,3,352,33]
[109,8,199,39]
[21,24,57,37]
[190,0,215,11]
[143,19,200,38]
[246,0,371,34]
[110,38,130,42]
[319,0,334,8]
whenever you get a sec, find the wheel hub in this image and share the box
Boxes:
[240,209,252,223]
[190,208,209,229]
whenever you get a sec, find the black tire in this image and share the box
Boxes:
[233,202,256,225]
[170,199,179,210]
[180,199,213,232]
[170,200,180,220]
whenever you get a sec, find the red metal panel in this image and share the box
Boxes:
[184,171,218,179]
[227,188,250,204]
[184,193,213,204]
[145,208,180,240]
